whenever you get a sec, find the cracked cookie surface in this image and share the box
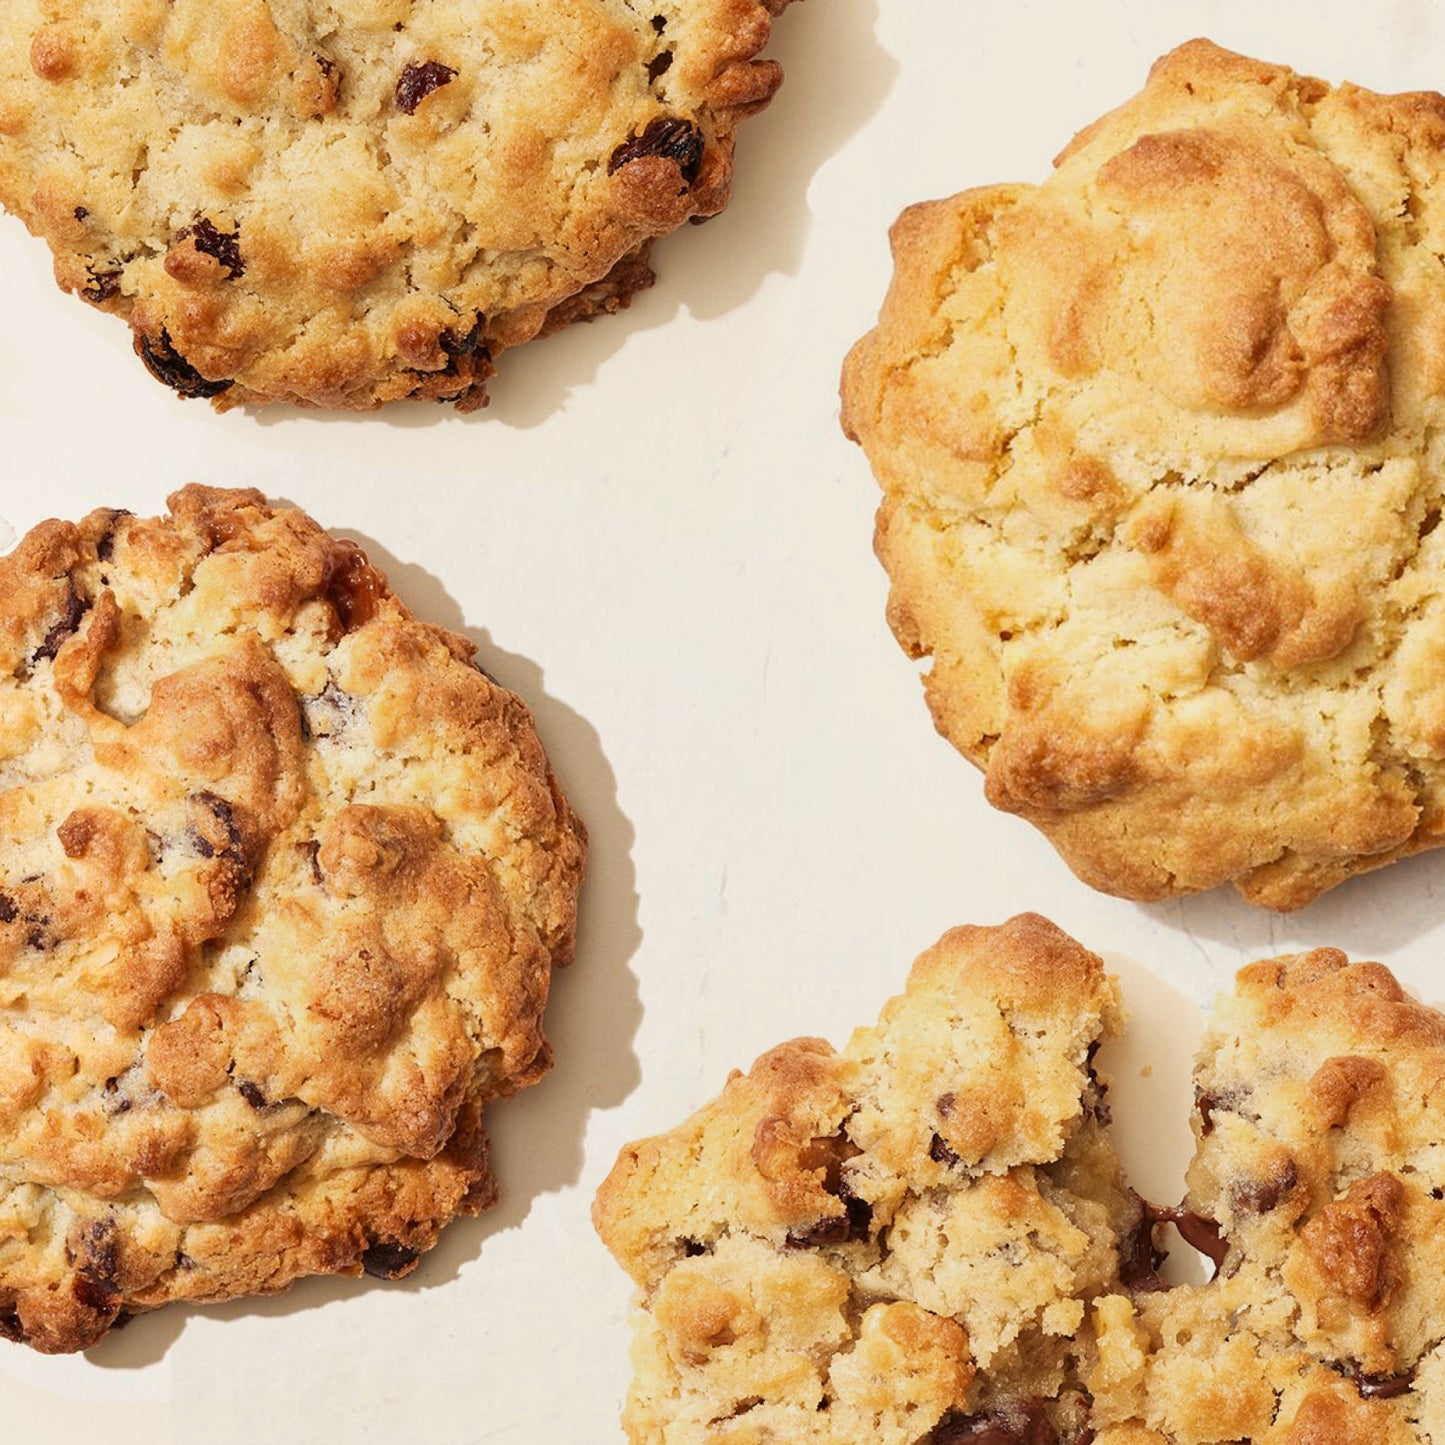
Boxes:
[841,40,1445,909]
[595,915,1445,1444]
[0,486,585,1351]
[0,0,795,410]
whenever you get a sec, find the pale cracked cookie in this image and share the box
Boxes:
[842,40,1445,909]
[595,917,1445,1444]
[0,0,796,410]
[0,486,585,1352]
[595,915,1135,1443]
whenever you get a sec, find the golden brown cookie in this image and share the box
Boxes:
[842,40,1445,910]
[596,916,1445,1443]
[0,486,585,1351]
[0,0,796,410]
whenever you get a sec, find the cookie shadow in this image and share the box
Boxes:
[248,0,896,433]
[84,534,643,1369]
[1138,843,1445,966]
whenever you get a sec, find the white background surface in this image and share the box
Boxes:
[5,0,1445,1438]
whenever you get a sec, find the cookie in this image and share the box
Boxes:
[841,40,1445,910]
[0,486,585,1352]
[0,0,795,410]
[595,915,1445,1443]
[595,915,1133,1442]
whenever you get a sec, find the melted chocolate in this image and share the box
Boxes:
[1120,1192,1228,1291]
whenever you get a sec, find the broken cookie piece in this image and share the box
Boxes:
[596,916,1445,1444]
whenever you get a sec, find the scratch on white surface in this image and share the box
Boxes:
[1177,900,1212,972]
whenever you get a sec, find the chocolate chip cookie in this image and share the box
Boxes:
[842,40,1445,909]
[0,0,796,409]
[0,487,585,1351]
[595,915,1445,1443]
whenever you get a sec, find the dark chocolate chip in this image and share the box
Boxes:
[74,206,89,220]
[680,1238,708,1257]
[1333,1361,1416,1400]
[72,1273,120,1313]
[135,329,234,399]
[607,117,704,185]
[32,578,87,663]
[650,13,666,30]
[395,60,457,114]
[785,1180,872,1249]
[929,1133,961,1167]
[0,892,15,925]
[1084,1040,1111,1126]
[647,50,673,82]
[361,1241,423,1279]
[177,218,245,279]
[236,1080,268,1109]
[1230,1158,1299,1216]
[927,1401,1061,1445]
[102,1076,132,1116]
[95,510,132,562]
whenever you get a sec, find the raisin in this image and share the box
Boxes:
[69,1218,122,1312]
[32,578,87,663]
[650,14,666,30]
[0,1305,22,1343]
[680,1238,707,1257]
[440,318,486,357]
[395,60,457,114]
[361,1241,423,1279]
[236,1080,268,1109]
[135,329,234,400]
[177,218,245,279]
[647,51,673,82]
[608,117,704,185]
[0,893,15,925]
[190,791,245,864]
[74,206,89,220]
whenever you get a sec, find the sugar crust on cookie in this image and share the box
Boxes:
[0,0,795,410]
[842,40,1445,910]
[0,486,585,1352]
